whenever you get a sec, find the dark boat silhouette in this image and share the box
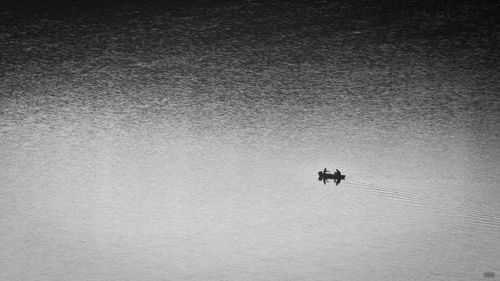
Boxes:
[318,169,345,185]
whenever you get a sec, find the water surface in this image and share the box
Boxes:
[1,1,500,280]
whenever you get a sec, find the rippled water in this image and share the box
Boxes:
[1,2,500,281]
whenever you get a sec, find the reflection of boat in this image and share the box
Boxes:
[318,169,345,185]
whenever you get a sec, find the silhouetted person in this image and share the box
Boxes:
[319,169,328,184]
[334,169,342,185]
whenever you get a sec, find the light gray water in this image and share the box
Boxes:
[1,2,500,281]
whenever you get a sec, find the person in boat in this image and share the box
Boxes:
[333,169,342,185]
[334,169,341,178]
[319,169,328,184]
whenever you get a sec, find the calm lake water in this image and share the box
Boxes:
[1,1,500,280]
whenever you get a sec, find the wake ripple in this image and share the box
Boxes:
[343,181,500,231]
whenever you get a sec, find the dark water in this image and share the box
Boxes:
[1,1,500,280]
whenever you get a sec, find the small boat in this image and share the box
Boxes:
[318,169,345,185]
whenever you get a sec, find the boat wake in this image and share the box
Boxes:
[343,180,500,231]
